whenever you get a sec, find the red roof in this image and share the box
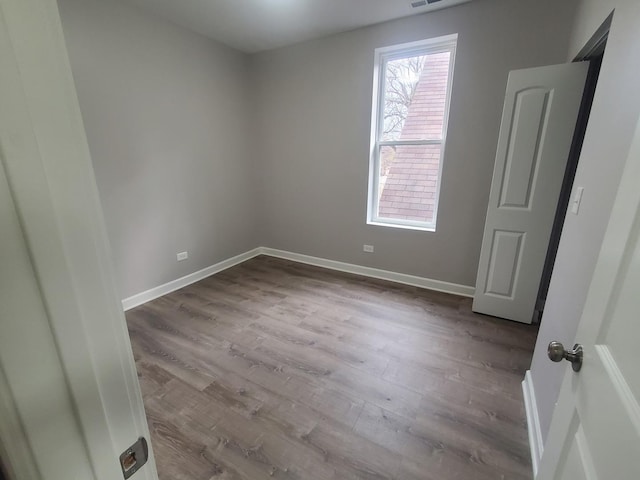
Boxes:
[378,52,450,223]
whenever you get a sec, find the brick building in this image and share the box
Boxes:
[378,52,451,223]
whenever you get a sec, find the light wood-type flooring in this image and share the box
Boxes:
[126,256,537,480]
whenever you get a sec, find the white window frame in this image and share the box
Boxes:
[367,34,457,232]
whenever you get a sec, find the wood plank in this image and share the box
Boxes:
[127,255,537,480]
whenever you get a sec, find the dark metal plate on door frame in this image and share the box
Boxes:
[119,437,148,479]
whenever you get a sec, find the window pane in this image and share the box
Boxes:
[381,51,451,142]
[377,144,441,223]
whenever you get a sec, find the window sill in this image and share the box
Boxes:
[367,220,436,233]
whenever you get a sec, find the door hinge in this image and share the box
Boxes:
[119,437,148,479]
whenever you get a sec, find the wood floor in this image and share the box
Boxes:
[126,256,537,480]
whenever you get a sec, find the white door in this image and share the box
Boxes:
[536,115,640,479]
[0,157,97,479]
[474,63,589,324]
[0,0,158,479]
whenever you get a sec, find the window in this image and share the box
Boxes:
[367,35,457,231]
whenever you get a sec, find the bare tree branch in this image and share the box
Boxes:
[382,55,425,139]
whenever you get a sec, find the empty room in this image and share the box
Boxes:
[1,0,640,479]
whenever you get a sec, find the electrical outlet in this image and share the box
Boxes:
[177,251,188,261]
[363,244,374,253]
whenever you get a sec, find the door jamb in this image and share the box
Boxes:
[0,0,157,478]
[533,13,612,322]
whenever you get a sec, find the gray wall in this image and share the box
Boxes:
[529,0,640,442]
[250,0,578,287]
[59,0,580,299]
[58,0,258,298]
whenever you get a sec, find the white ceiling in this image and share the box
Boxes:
[120,0,474,53]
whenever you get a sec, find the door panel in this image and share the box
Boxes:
[474,63,589,323]
[485,230,525,297]
[554,419,594,480]
[0,158,96,479]
[538,116,640,479]
[499,88,551,209]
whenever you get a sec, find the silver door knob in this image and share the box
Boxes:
[547,341,583,372]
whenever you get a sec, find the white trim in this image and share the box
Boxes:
[367,219,437,232]
[379,139,443,147]
[122,248,262,310]
[374,34,459,57]
[260,248,475,297]
[122,247,475,311]
[523,370,544,477]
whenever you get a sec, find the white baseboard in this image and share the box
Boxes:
[260,247,475,297]
[523,370,544,477]
[122,246,476,311]
[121,248,262,311]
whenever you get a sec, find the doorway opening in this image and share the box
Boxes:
[534,15,611,323]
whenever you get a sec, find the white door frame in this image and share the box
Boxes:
[0,0,157,478]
